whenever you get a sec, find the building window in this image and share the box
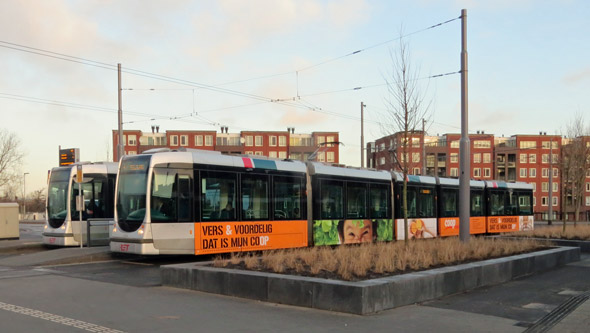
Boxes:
[327,136,335,147]
[180,135,188,146]
[412,153,420,163]
[533,197,536,207]
[255,136,263,146]
[450,168,458,177]
[195,135,203,146]
[529,154,536,163]
[269,151,277,158]
[279,151,287,159]
[531,183,536,192]
[473,168,481,177]
[411,137,420,148]
[327,152,334,163]
[542,154,548,164]
[128,135,137,146]
[450,141,459,148]
[379,157,385,165]
[245,151,253,155]
[473,140,491,148]
[205,135,213,146]
[542,182,548,192]
[171,135,178,146]
[586,183,590,192]
[246,136,253,146]
[542,168,548,178]
[128,151,136,155]
[542,141,558,149]
[474,153,481,163]
[318,152,325,162]
[553,168,558,177]
[520,154,527,163]
[520,168,527,178]
[586,196,590,206]
[484,168,491,178]
[450,153,458,163]
[279,136,287,147]
[269,136,277,146]
[530,168,536,177]
[552,197,558,207]
[316,136,325,147]
[413,167,421,175]
[520,141,537,149]
[254,151,263,156]
[483,153,491,163]
[541,197,548,206]
[553,182,559,193]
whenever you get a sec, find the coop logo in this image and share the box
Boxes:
[443,219,457,229]
[120,244,130,252]
[49,237,56,244]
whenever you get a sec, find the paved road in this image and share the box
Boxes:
[0,222,588,332]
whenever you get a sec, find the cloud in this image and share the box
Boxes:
[562,67,590,85]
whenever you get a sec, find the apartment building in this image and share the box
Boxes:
[112,127,339,164]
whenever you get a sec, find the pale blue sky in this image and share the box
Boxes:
[0,0,588,194]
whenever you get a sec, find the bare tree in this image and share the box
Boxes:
[560,113,590,230]
[0,129,24,195]
[382,37,431,243]
[27,188,47,213]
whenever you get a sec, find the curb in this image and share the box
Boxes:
[161,246,580,315]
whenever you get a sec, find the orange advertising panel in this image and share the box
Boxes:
[438,217,459,237]
[487,216,519,233]
[194,220,308,255]
[469,217,486,234]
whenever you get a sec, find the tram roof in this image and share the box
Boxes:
[391,172,437,185]
[437,177,486,188]
[148,150,308,173]
[307,162,391,181]
[51,161,118,175]
[484,180,533,190]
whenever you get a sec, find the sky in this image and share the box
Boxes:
[1,0,589,196]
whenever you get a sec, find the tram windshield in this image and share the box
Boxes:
[116,156,150,231]
[47,168,72,228]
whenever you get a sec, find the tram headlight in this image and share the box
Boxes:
[112,226,117,233]
[138,229,144,235]
[44,225,48,230]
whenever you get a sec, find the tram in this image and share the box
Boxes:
[111,149,534,255]
[43,162,118,246]
[111,150,309,255]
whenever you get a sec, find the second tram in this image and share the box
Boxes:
[43,162,117,246]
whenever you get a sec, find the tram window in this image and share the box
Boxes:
[320,180,343,219]
[441,189,458,217]
[370,184,390,218]
[273,176,303,219]
[177,175,192,221]
[518,192,532,215]
[470,190,485,216]
[151,169,178,222]
[347,183,367,219]
[70,175,107,220]
[406,187,417,218]
[201,172,236,221]
[417,188,435,218]
[241,174,269,220]
[506,190,518,215]
[489,192,506,216]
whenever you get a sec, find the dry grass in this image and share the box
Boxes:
[213,237,545,281]
[516,225,590,241]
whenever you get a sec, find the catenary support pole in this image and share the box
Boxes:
[117,63,124,161]
[361,102,366,168]
[459,9,470,242]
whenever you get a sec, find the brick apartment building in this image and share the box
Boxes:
[112,127,339,164]
[367,132,590,220]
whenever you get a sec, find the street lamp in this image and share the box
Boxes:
[23,172,29,220]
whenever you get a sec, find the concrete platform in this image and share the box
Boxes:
[161,246,581,315]
[0,239,112,267]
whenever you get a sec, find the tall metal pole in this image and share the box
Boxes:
[548,137,553,225]
[361,102,366,168]
[459,9,470,242]
[422,118,426,175]
[117,63,124,161]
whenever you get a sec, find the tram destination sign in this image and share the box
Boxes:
[59,148,79,166]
